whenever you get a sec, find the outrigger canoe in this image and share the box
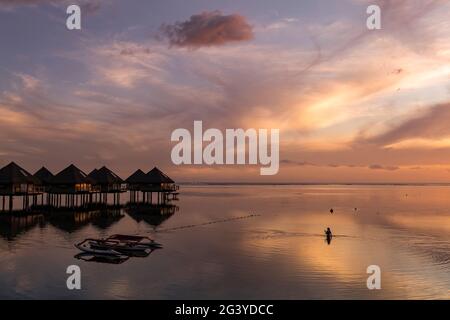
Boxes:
[106,234,163,249]
[89,239,152,257]
[75,235,161,256]
[75,234,162,258]
[75,239,123,256]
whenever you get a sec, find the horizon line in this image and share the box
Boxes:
[178,181,450,186]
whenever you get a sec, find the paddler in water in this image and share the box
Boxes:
[324,227,333,244]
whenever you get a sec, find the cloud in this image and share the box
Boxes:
[120,47,151,56]
[280,160,316,166]
[1,1,449,182]
[367,0,446,52]
[97,66,149,88]
[264,17,299,31]
[83,41,169,88]
[369,164,400,171]
[0,0,50,6]
[281,160,366,169]
[0,71,175,175]
[367,103,450,147]
[302,0,447,76]
[160,10,254,48]
[15,73,40,91]
[281,160,402,172]
[0,0,103,13]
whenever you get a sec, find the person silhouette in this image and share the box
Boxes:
[324,227,333,245]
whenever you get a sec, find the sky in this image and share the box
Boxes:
[0,0,449,183]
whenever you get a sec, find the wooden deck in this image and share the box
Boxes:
[0,187,180,212]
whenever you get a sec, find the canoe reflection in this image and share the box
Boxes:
[74,252,130,264]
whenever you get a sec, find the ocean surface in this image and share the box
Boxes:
[0,185,449,299]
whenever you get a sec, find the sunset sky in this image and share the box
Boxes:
[0,0,449,182]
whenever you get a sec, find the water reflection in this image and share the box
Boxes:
[48,209,124,233]
[0,186,449,299]
[75,253,130,265]
[0,203,178,238]
[0,214,45,240]
[125,203,178,228]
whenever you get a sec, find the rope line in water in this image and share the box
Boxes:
[154,213,260,233]
[79,214,260,240]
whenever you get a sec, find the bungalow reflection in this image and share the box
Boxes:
[125,203,179,228]
[0,202,179,240]
[0,209,124,239]
[48,208,124,233]
[0,213,45,240]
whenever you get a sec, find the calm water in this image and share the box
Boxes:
[0,185,449,299]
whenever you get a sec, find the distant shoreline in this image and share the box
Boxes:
[178,182,450,187]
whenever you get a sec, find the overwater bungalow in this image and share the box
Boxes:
[34,167,54,192]
[145,167,178,192]
[50,164,92,193]
[88,166,126,205]
[125,169,148,203]
[88,168,98,177]
[0,162,180,209]
[144,167,179,202]
[125,167,179,203]
[48,164,92,208]
[0,162,41,212]
[125,169,148,189]
[88,166,125,192]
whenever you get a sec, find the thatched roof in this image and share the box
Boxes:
[51,164,91,185]
[125,169,148,184]
[146,167,175,184]
[88,166,123,185]
[0,162,38,185]
[34,167,54,185]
